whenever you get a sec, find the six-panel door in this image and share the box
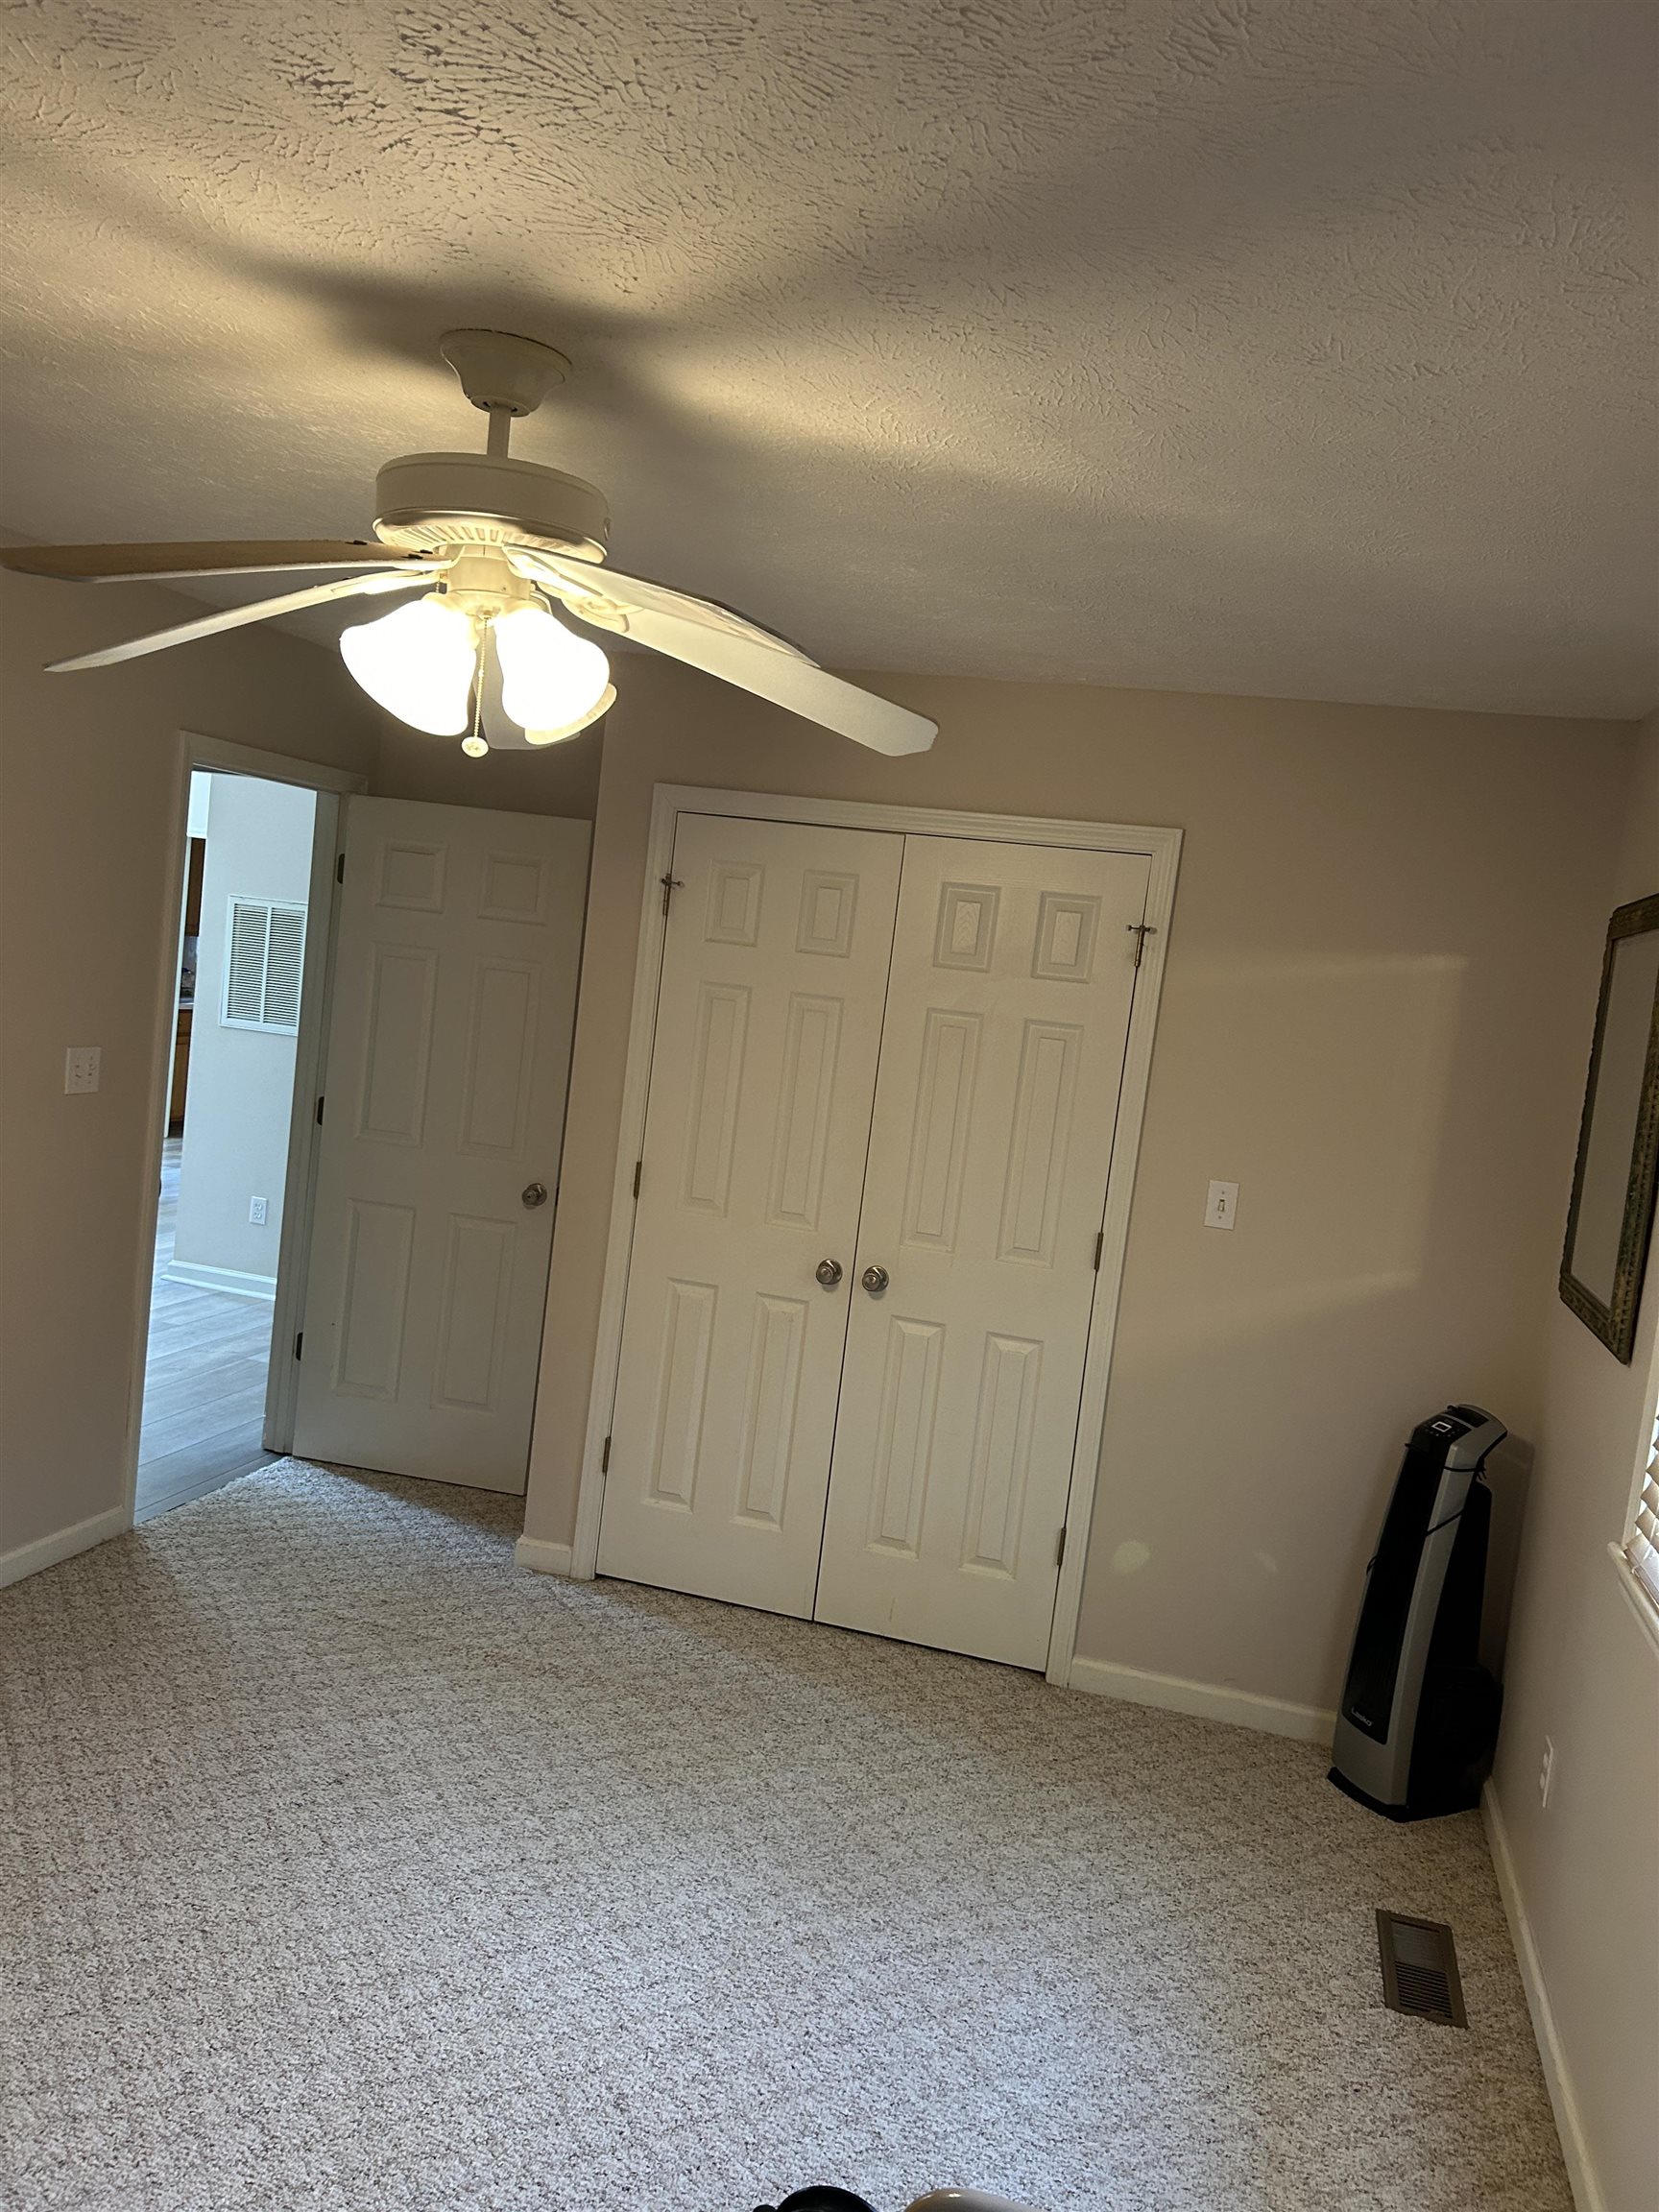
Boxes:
[595,814,904,1614]
[812,835,1150,1669]
[294,797,589,1491]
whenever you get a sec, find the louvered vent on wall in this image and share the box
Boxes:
[222,899,306,1033]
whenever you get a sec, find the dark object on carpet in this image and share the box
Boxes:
[754,2191,877,2211]
[1330,1405,1507,1819]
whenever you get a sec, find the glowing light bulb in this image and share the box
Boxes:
[491,604,610,737]
[340,595,478,735]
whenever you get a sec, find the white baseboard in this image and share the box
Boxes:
[165,1261,277,1302]
[0,1505,131,1591]
[1068,1653,1336,1745]
[515,1534,576,1577]
[1482,1780,1604,2212]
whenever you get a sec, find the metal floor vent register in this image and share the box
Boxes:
[1377,1911,1466,2027]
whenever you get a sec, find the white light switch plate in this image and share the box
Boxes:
[1204,1179,1238,1230]
[64,1046,102,1094]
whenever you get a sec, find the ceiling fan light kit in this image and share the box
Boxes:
[2,328,936,760]
[493,602,612,732]
[339,594,479,736]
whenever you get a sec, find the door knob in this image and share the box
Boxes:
[861,1263,889,1295]
[520,1181,549,1209]
[815,1258,844,1287]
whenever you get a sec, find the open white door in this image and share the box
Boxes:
[293,797,589,1492]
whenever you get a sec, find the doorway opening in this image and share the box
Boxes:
[128,753,591,1529]
[134,768,322,1521]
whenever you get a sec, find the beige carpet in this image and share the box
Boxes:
[1,1461,1569,2212]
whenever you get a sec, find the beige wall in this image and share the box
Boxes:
[172,773,317,1286]
[524,658,1634,1723]
[373,715,602,821]
[0,563,382,1565]
[1490,709,1659,2212]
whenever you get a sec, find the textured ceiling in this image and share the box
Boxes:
[1,1,1654,718]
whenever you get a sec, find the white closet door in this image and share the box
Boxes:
[814,835,1151,1669]
[597,814,903,1615]
[294,798,589,1492]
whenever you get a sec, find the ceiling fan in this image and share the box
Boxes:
[0,330,936,758]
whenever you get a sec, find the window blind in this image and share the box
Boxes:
[222,899,305,1033]
[1627,1404,1659,1608]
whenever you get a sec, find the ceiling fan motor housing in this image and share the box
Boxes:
[373,452,611,564]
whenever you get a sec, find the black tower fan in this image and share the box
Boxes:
[1330,1405,1506,1820]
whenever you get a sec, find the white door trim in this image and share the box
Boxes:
[565,782,1181,1688]
[121,733,366,1525]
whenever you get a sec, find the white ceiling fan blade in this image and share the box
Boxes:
[46,567,443,674]
[514,550,813,661]
[517,553,936,757]
[3,541,436,583]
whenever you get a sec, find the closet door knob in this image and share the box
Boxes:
[815,1258,843,1287]
[861,1263,889,1295]
[520,1181,549,1209]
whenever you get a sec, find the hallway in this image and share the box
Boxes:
[134,1139,275,1520]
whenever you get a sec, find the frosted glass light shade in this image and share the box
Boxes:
[340,595,478,735]
[492,604,610,734]
[523,683,617,745]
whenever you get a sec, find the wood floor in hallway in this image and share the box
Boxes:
[134,1138,276,1521]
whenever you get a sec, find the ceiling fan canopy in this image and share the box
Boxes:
[1,329,936,759]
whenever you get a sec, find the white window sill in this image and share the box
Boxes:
[1606,1542,1659,1660]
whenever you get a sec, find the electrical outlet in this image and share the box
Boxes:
[249,1196,269,1225]
[1538,1737,1555,1810]
[63,1046,101,1094]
